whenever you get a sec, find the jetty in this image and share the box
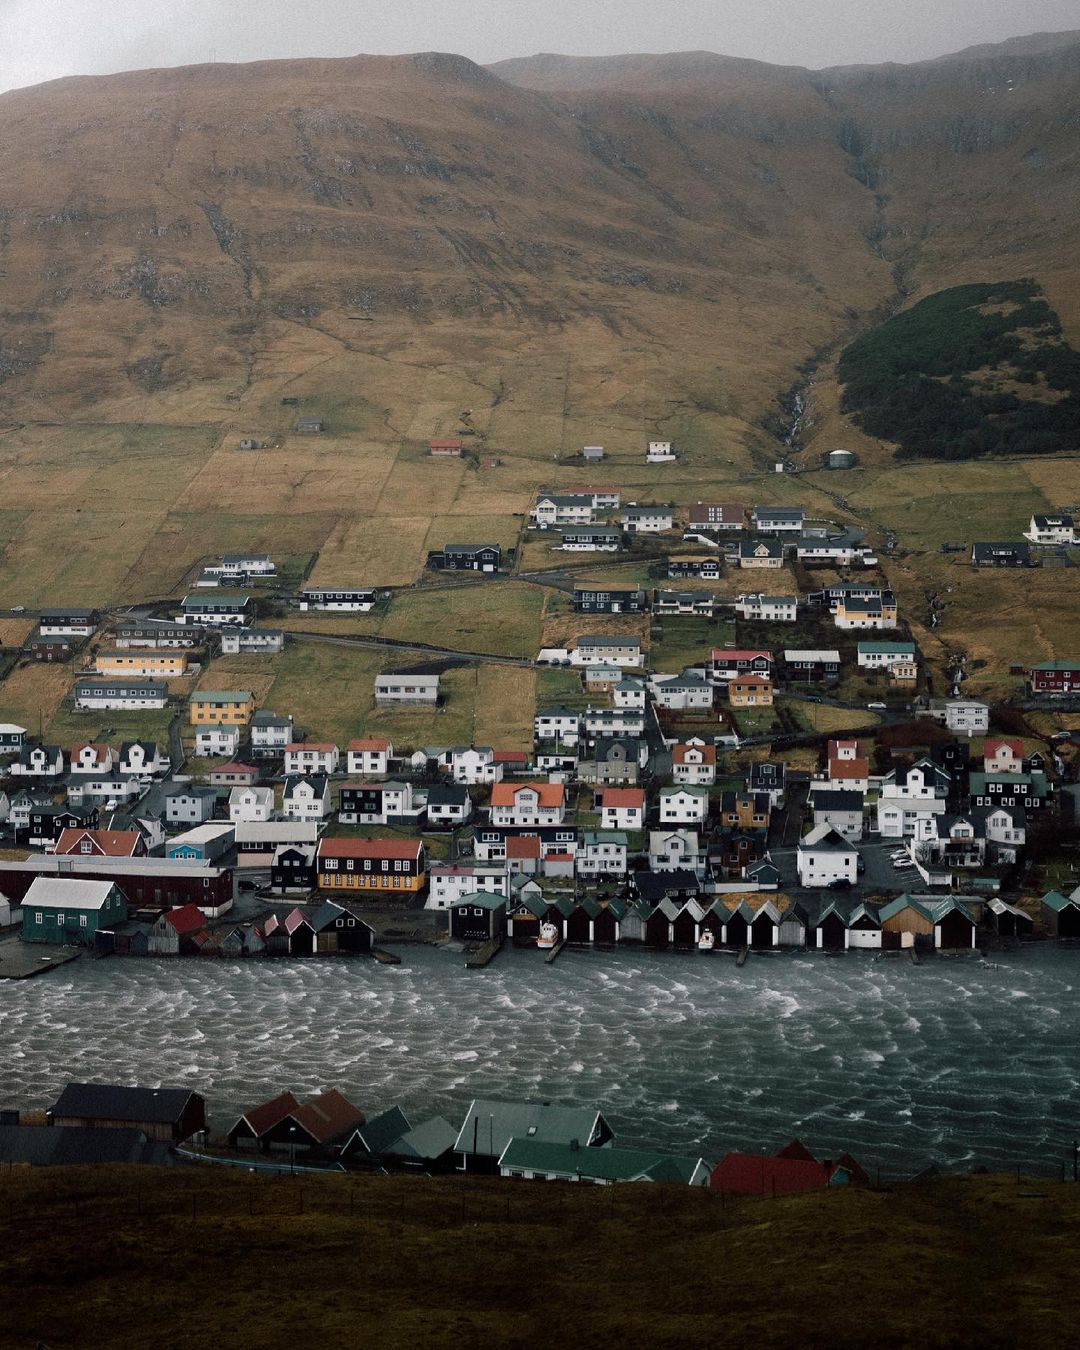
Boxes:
[466,936,504,969]
[0,940,82,981]
[736,947,749,967]
[544,939,565,965]
[371,947,401,966]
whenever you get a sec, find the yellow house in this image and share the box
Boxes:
[729,674,774,707]
[316,838,426,894]
[189,690,255,726]
[96,650,188,678]
[890,658,919,686]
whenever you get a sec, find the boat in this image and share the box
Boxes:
[537,921,560,951]
[698,930,716,953]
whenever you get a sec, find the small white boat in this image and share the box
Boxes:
[537,921,560,951]
[698,930,716,953]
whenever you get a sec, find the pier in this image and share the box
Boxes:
[0,939,82,980]
[544,939,565,965]
[466,936,504,969]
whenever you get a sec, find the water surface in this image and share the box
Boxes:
[2,944,1075,1175]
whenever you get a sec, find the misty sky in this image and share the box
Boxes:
[0,0,1077,93]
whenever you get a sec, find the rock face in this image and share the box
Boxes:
[0,36,1077,417]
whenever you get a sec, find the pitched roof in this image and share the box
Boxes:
[233,1091,301,1137]
[162,904,207,935]
[710,1152,838,1195]
[50,1082,199,1125]
[347,737,391,752]
[289,1089,366,1145]
[599,787,645,807]
[54,829,142,857]
[23,877,118,911]
[317,837,423,861]
[499,1137,704,1183]
[349,1105,412,1156]
[490,781,565,808]
[454,1099,608,1157]
[829,758,869,780]
[505,836,542,860]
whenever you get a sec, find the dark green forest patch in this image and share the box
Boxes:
[838,279,1080,460]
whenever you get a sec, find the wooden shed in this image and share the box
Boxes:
[592,899,623,946]
[450,892,506,943]
[814,903,848,950]
[878,896,934,950]
[987,898,1034,939]
[1041,890,1080,939]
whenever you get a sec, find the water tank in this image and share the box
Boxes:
[825,449,858,470]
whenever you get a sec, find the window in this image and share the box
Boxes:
[35,912,42,924]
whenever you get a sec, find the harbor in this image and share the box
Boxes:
[2,941,1077,1177]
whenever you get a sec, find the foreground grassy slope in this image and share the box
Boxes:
[4,1166,1079,1348]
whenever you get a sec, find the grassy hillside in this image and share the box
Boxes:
[4,1165,1080,1348]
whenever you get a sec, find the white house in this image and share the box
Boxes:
[584,708,646,738]
[797,824,858,887]
[811,789,865,840]
[622,505,674,533]
[983,738,1025,776]
[282,774,331,822]
[734,593,798,623]
[672,740,717,785]
[164,787,218,826]
[532,494,596,528]
[426,863,510,911]
[534,708,581,746]
[117,741,169,777]
[646,440,677,463]
[450,747,501,785]
[658,786,709,825]
[943,699,990,737]
[649,829,701,872]
[346,737,393,777]
[876,760,950,838]
[489,782,565,827]
[425,782,473,827]
[570,637,644,669]
[577,831,628,878]
[69,743,114,775]
[251,712,295,758]
[73,678,168,711]
[597,788,645,831]
[650,674,714,711]
[283,743,340,776]
[1025,513,1076,545]
[613,679,647,711]
[10,745,65,778]
[38,608,98,638]
[229,785,275,823]
[857,641,917,671]
[375,673,440,706]
[196,725,241,758]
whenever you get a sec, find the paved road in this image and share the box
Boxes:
[287,629,534,668]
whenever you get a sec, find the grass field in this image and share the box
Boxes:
[7,1165,1080,1349]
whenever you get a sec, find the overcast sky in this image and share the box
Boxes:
[0,0,1077,93]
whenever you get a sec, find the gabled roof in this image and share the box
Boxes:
[317,837,423,861]
[348,1105,412,1156]
[50,1082,199,1125]
[599,787,645,808]
[490,781,565,808]
[347,736,391,752]
[454,1099,609,1157]
[288,1090,367,1145]
[499,1137,704,1183]
[162,904,207,935]
[799,824,856,852]
[382,1116,458,1162]
[54,829,142,857]
[23,877,118,911]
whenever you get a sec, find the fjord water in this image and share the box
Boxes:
[3,945,1076,1174]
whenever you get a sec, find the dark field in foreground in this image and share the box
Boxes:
[3,1165,1077,1348]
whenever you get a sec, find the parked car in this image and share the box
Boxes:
[828,878,852,889]
[867,702,887,710]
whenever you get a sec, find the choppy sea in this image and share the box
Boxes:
[2,943,1076,1175]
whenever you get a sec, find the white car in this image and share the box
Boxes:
[867,702,887,710]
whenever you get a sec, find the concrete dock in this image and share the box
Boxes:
[0,938,82,980]
[466,936,504,969]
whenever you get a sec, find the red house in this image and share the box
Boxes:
[710,1141,867,1196]
[1029,661,1080,694]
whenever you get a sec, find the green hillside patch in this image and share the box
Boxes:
[838,279,1080,460]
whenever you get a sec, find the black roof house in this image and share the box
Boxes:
[48,1082,206,1142]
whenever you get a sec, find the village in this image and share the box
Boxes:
[1,441,1080,974]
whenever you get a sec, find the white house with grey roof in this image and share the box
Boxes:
[621,504,674,533]
[797,824,858,887]
[74,678,168,711]
[375,672,440,705]
[735,594,798,623]
[570,636,644,669]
